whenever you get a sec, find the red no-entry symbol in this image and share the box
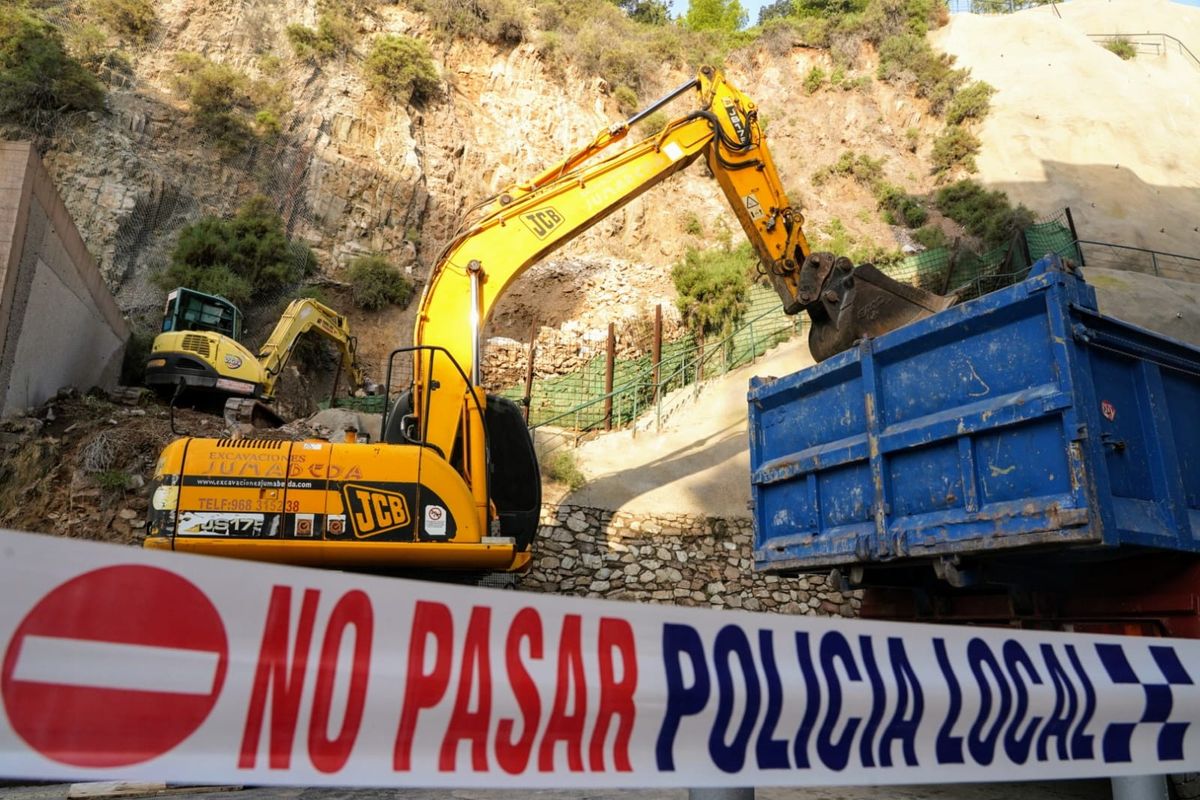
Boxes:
[1,565,228,767]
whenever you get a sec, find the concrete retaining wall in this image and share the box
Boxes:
[0,142,128,417]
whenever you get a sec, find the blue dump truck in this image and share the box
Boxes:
[749,255,1200,637]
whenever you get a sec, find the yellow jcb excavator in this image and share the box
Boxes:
[145,287,371,425]
[143,67,949,573]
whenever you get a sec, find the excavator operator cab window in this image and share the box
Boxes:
[161,288,243,340]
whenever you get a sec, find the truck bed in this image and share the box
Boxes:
[749,256,1200,578]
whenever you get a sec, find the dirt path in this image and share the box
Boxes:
[561,337,815,519]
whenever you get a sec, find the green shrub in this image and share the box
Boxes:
[945,80,994,126]
[156,196,314,307]
[875,181,927,227]
[812,150,885,187]
[904,126,920,152]
[286,12,354,60]
[532,0,732,93]
[935,179,1035,247]
[89,0,156,42]
[797,0,870,16]
[757,0,793,23]
[803,65,826,94]
[877,31,965,115]
[254,109,281,137]
[757,17,805,55]
[172,54,289,153]
[912,224,948,250]
[637,110,668,136]
[569,12,662,93]
[930,125,980,174]
[295,285,330,305]
[285,24,320,58]
[683,213,703,236]
[1104,36,1137,60]
[613,84,639,115]
[365,35,440,104]
[543,448,585,490]
[810,218,904,266]
[0,8,104,132]
[410,0,528,44]
[95,470,130,493]
[316,11,355,55]
[859,0,943,41]
[346,254,415,311]
[672,245,752,338]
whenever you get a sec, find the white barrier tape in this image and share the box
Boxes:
[0,528,1198,788]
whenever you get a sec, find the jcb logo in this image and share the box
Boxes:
[521,208,564,239]
[341,484,410,538]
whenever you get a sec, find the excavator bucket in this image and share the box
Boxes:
[800,252,957,362]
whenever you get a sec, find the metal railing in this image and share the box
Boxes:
[1076,239,1200,282]
[1086,33,1200,71]
[947,0,1060,14]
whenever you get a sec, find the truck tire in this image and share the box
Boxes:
[1172,773,1200,799]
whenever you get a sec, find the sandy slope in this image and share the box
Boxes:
[932,0,1200,256]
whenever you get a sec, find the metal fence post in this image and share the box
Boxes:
[1111,775,1169,800]
[522,318,537,424]
[689,789,754,800]
[604,323,615,431]
[652,304,662,403]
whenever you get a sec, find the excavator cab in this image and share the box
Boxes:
[160,287,242,338]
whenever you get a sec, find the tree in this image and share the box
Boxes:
[157,196,314,307]
[757,0,795,25]
[671,245,752,338]
[618,0,671,25]
[365,35,440,104]
[684,0,747,32]
[795,0,867,14]
[346,254,414,310]
[0,8,103,132]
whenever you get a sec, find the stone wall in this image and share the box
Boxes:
[521,503,860,617]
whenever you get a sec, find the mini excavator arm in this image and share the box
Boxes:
[255,298,367,398]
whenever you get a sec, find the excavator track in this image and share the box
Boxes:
[223,397,286,429]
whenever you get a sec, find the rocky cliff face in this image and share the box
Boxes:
[33,1,947,373]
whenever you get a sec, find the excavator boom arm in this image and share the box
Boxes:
[412,67,809,459]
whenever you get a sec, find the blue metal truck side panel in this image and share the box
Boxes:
[750,256,1200,573]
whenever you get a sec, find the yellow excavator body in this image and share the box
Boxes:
[146,330,269,398]
[142,430,531,572]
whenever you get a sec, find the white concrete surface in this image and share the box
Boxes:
[0,142,128,417]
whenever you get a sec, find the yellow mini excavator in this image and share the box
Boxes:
[144,67,949,573]
[145,287,371,425]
